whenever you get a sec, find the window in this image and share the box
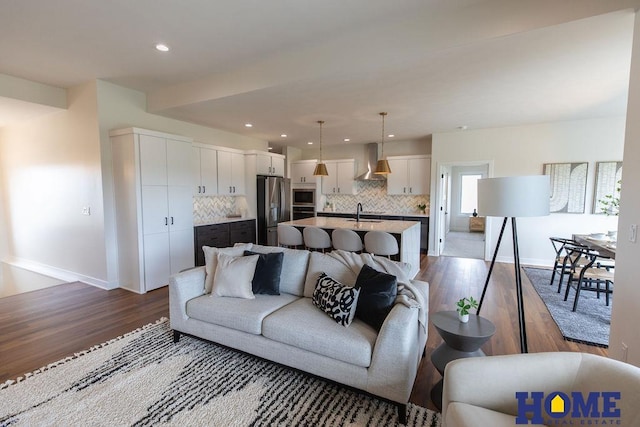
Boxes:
[460,174,482,214]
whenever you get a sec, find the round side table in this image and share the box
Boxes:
[429,310,496,410]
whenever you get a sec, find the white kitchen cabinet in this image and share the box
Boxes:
[290,160,318,185]
[193,145,218,196]
[255,152,285,176]
[218,149,245,195]
[321,159,356,195]
[386,155,431,195]
[110,128,195,293]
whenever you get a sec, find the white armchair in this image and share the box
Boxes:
[442,352,640,427]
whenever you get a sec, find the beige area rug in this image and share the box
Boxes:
[0,318,440,426]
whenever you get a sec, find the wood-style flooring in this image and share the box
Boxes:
[0,255,606,412]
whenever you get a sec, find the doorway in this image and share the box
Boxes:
[435,162,490,260]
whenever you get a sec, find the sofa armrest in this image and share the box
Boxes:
[442,352,584,423]
[366,301,422,403]
[169,266,206,329]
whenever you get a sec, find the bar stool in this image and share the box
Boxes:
[331,229,363,253]
[303,227,332,252]
[364,231,399,259]
[277,224,303,249]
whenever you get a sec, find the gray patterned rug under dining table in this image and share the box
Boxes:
[523,267,611,347]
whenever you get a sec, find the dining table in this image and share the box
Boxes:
[572,234,617,259]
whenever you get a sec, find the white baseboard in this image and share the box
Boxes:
[494,255,552,268]
[5,257,118,290]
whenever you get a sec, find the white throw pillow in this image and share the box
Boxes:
[211,253,259,299]
[203,246,247,293]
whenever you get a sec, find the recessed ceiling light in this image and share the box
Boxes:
[388,134,395,138]
[344,138,350,142]
[155,43,170,52]
[458,125,468,131]
[280,134,287,138]
[307,141,313,145]
[245,123,253,128]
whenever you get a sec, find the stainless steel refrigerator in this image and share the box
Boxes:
[257,175,291,246]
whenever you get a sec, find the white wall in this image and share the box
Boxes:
[0,81,112,295]
[609,11,640,366]
[431,116,625,264]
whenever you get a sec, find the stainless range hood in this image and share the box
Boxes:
[355,143,386,181]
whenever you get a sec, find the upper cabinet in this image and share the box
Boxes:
[193,145,218,196]
[139,134,193,187]
[217,149,245,195]
[321,159,357,195]
[253,152,285,176]
[386,155,431,195]
[290,160,318,185]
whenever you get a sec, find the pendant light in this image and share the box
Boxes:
[374,112,392,174]
[313,120,329,176]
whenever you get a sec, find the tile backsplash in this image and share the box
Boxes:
[324,180,429,215]
[193,196,248,224]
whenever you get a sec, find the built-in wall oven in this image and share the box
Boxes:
[291,188,316,220]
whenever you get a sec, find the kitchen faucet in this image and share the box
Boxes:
[356,202,363,223]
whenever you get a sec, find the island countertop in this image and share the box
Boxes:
[280,217,420,234]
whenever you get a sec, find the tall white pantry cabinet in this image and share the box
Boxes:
[110,128,195,293]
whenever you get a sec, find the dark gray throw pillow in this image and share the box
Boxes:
[243,250,284,295]
[355,264,398,330]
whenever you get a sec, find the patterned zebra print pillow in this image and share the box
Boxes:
[312,273,360,327]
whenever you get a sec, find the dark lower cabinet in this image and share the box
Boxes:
[194,219,256,266]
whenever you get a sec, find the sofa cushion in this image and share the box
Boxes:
[211,253,259,299]
[312,273,360,327]
[303,251,358,297]
[187,293,300,335]
[203,245,251,293]
[244,250,284,295]
[445,402,543,427]
[244,244,310,296]
[354,265,398,331]
[262,298,377,368]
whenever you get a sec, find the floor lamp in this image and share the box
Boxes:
[476,176,550,354]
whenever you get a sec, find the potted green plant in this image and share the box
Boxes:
[598,180,621,216]
[417,203,427,214]
[456,296,479,323]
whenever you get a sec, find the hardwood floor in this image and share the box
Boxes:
[0,255,606,413]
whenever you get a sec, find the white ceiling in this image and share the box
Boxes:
[0,0,637,149]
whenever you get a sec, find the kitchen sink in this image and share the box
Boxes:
[345,219,382,223]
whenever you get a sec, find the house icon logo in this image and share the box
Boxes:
[550,394,565,414]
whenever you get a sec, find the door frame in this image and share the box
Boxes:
[432,160,494,259]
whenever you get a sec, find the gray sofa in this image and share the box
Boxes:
[169,243,429,423]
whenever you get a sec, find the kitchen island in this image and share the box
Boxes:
[280,217,421,277]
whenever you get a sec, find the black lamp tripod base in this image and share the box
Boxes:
[476,217,528,354]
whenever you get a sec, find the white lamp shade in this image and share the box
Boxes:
[477,175,550,218]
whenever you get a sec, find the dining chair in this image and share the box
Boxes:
[548,237,583,293]
[563,246,614,312]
